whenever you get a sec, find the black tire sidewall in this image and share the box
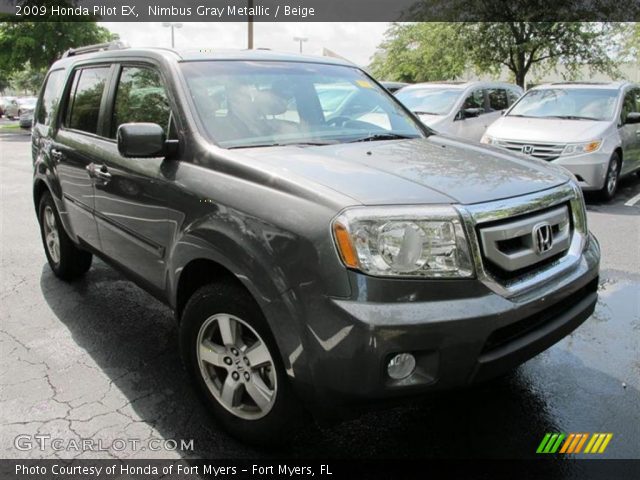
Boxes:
[600,153,621,201]
[38,192,92,280]
[179,283,304,445]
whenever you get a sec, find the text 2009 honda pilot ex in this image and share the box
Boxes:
[32,44,600,443]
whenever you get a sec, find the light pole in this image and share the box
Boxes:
[247,0,254,49]
[162,22,183,48]
[293,36,308,53]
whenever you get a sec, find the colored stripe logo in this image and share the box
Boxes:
[537,433,613,454]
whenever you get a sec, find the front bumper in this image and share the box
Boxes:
[552,151,610,190]
[293,232,599,406]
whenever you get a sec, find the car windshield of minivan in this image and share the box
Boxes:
[395,88,461,115]
[508,88,618,121]
[180,61,424,148]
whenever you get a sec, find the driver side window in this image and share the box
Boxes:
[462,89,486,114]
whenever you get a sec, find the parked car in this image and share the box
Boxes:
[4,96,37,120]
[396,81,523,141]
[18,100,37,128]
[33,44,599,444]
[0,96,17,117]
[482,82,640,200]
[380,81,409,93]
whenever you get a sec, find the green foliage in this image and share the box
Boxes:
[621,23,640,63]
[0,20,115,74]
[457,22,621,87]
[370,22,621,88]
[10,64,46,95]
[369,23,466,83]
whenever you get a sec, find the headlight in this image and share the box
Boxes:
[561,140,602,156]
[480,134,497,145]
[332,206,474,278]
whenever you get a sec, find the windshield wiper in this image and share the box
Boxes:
[413,110,439,115]
[544,115,600,121]
[347,133,418,143]
[228,141,335,149]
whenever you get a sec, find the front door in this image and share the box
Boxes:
[93,65,182,291]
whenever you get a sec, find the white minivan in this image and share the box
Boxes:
[482,82,640,200]
[395,81,523,141]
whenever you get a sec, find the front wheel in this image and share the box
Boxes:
[598,153,621,202]
[38,191,92,280]
[180,282,306,445]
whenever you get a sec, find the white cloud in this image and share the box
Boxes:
[100,22,389,67]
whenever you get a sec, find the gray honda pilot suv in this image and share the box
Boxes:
[32,44,600,443]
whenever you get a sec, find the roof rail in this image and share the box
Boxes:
[62,41,128,58]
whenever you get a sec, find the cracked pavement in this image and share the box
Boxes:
[1,130,639,462]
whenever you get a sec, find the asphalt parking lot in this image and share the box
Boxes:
[1,127,639,464]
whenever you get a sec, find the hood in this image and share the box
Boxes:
[487,116,610,143]
[417,113,448,128]
[235,136,570,206]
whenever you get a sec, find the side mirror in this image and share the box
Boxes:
[117,123,166,158]
[625,112,640,125]
[457,108,482,120]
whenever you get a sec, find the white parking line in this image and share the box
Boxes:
[624,192,640,207]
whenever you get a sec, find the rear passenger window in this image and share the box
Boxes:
[36,70,65,126]
[66,67,110,135]
[111,67,171,138]
[487,88,508,111]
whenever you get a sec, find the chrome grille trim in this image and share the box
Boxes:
[479,205,571,272]
[494,140,565,161]
[455,183,587,299]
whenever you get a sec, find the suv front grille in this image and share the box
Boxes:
[495,140,565,161]
[476,204,573,281]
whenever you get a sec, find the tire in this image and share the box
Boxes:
[180,282,306,445]
[38,191,92,280]
[598,153,621,202]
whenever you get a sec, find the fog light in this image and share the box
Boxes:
[387,353,416,380]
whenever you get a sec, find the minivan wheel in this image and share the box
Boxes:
[599,153,620,201]
[38,192,92,280]
[180,283,305,445]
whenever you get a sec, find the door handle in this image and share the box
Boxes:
[86,163,112,184]
[50,149,63,162]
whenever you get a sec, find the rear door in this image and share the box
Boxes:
[51,65,114,249]
[92,64,181,291]
[453,88,487,141]
[484,87,511,131]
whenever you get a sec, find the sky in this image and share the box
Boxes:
[100,22,390,67]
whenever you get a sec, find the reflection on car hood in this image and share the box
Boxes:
[236,135,570,206]
[417,114,448,127]
[487,116,610,143]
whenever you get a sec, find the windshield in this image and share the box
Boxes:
[180,61,424,148]
[19,98,37,107]
[395,87,462,115]
[508,88,618,121]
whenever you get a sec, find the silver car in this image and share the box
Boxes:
[4,96,37,121]
[395,81,523,141]
[482,82,640,200]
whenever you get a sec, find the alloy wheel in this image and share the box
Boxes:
[196,313,277,420]
[606,160,619,196]
[43,206,60,264]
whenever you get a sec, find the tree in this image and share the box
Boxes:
[0,21,115,75]
[456,22,621,88]
[369,23,466,83]
[621,22,640,63]
[10,64,46,95]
